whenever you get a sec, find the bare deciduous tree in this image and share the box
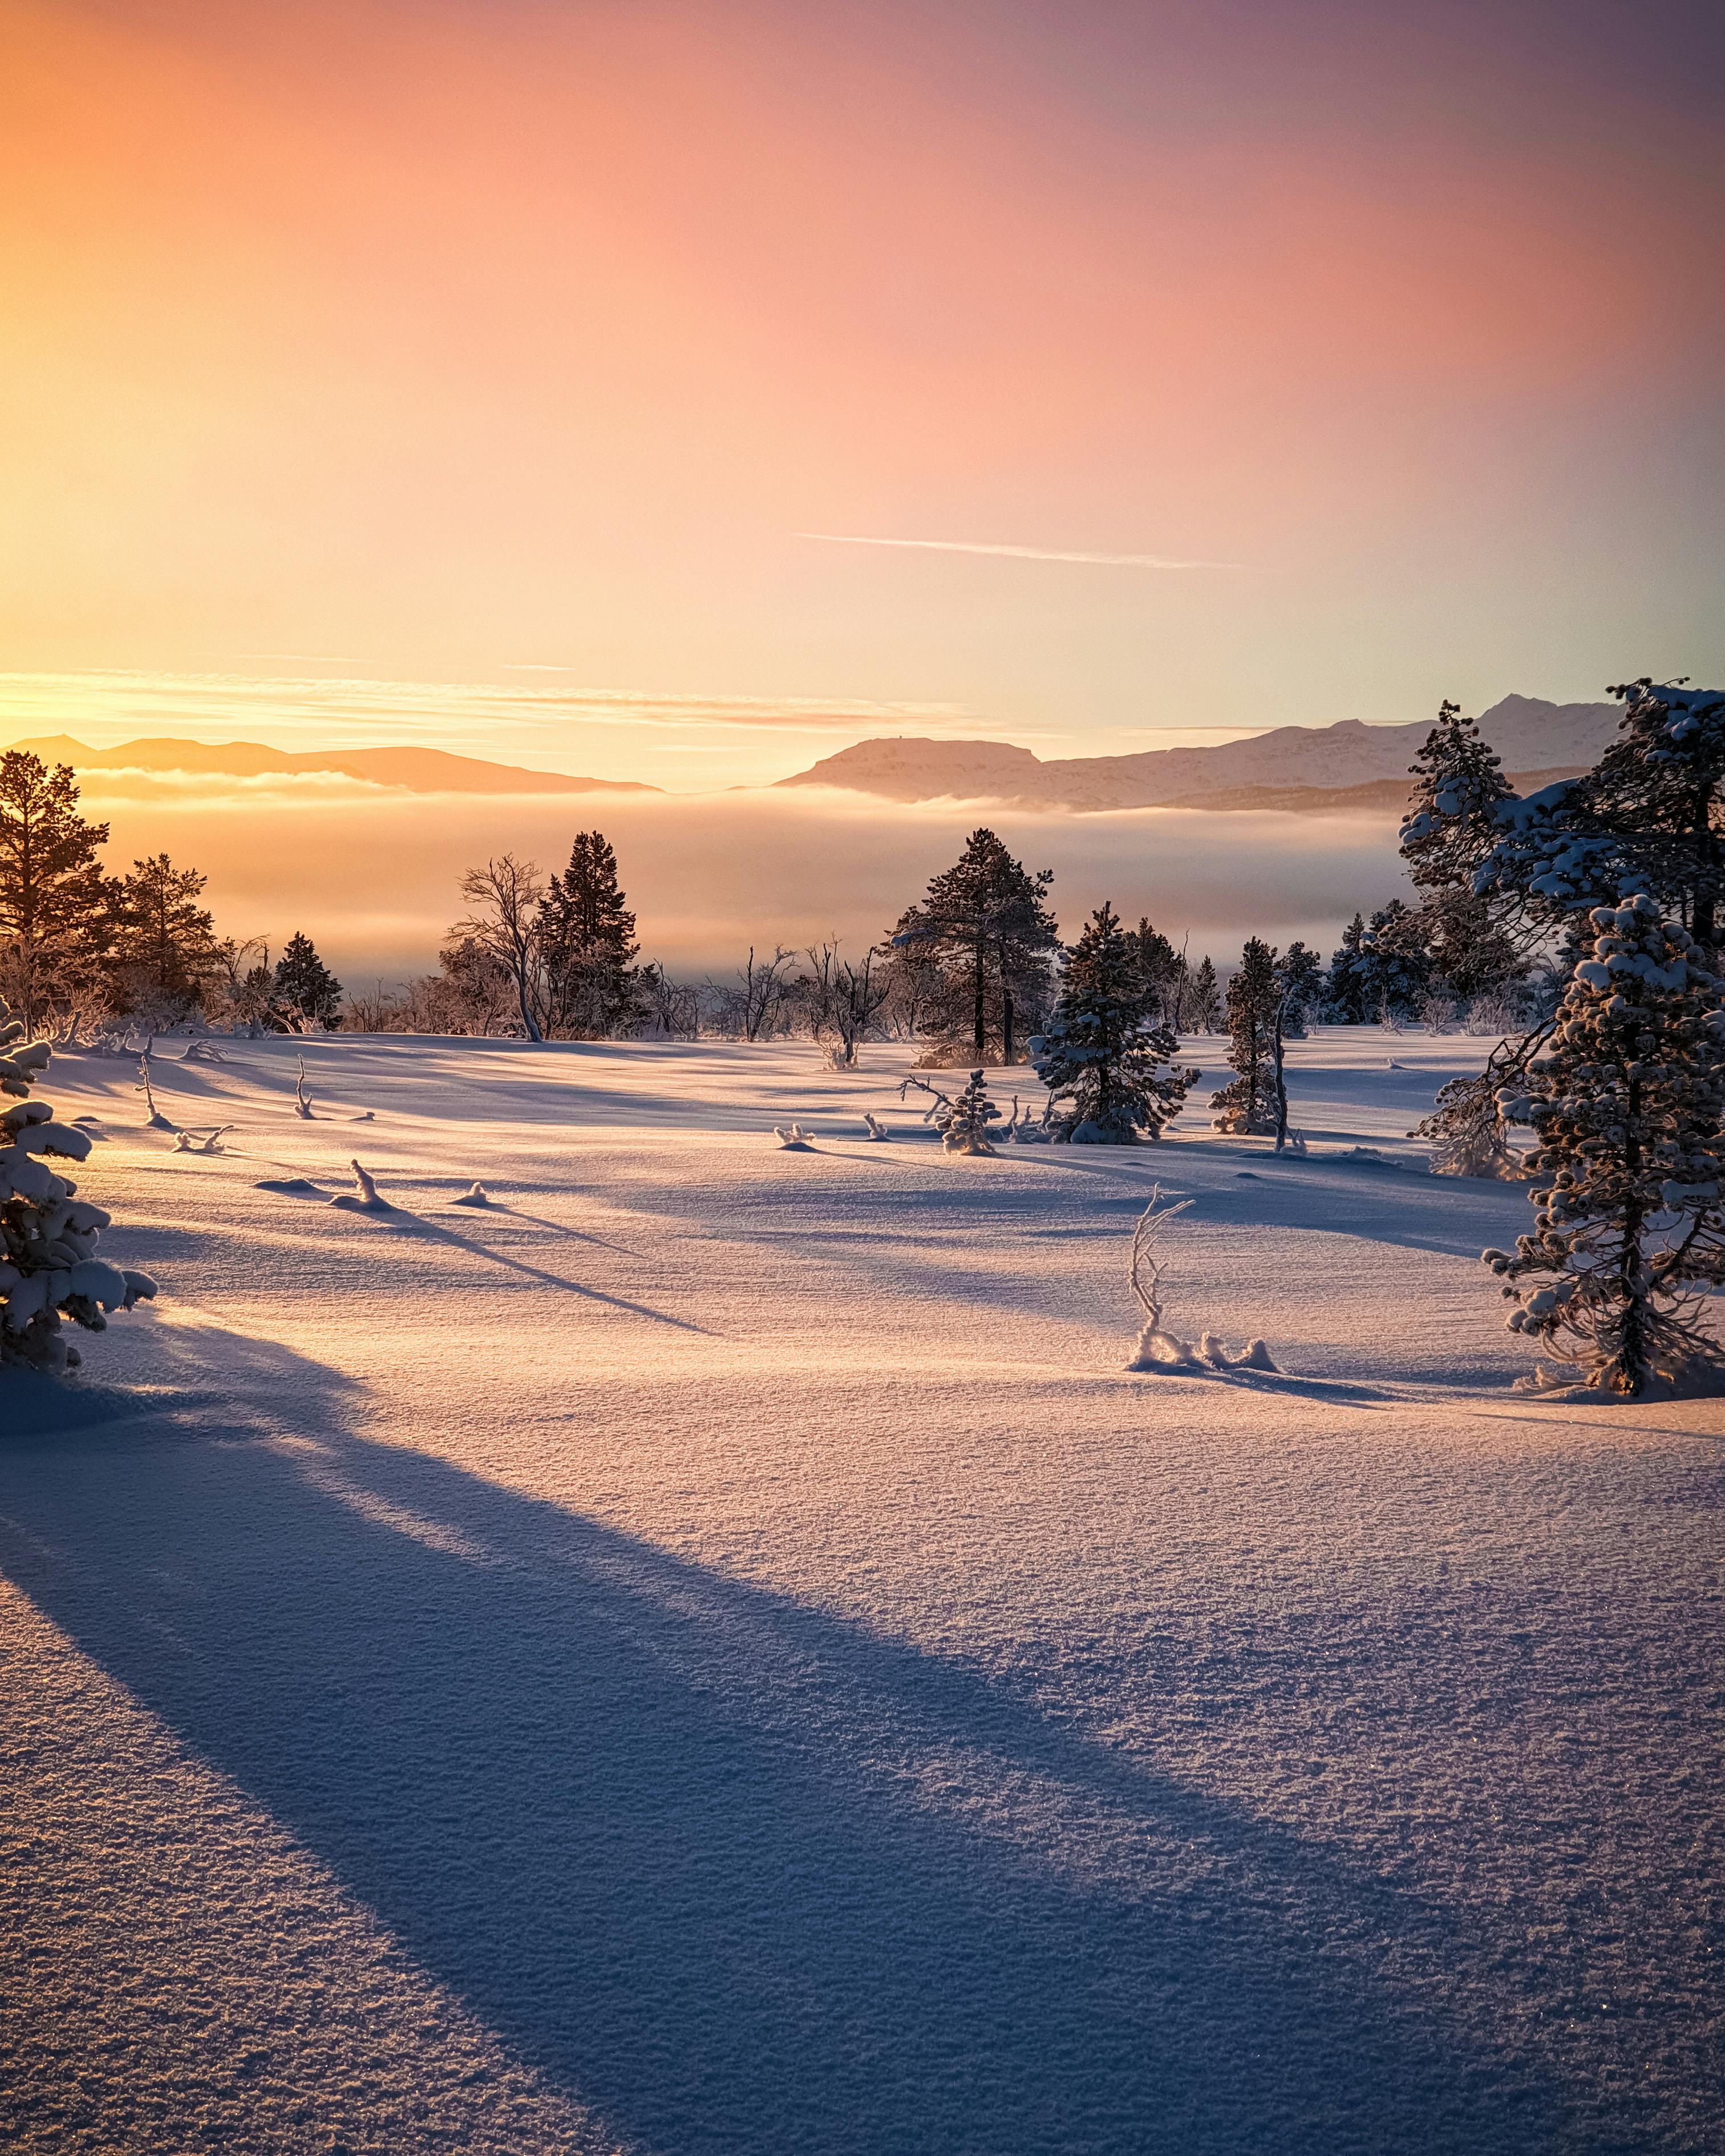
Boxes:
[455,855,545,1041]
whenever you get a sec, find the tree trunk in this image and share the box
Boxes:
[973,931,986,1061]
[1002,984,1015,1067]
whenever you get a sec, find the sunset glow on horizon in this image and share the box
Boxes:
[3,0,1720,787]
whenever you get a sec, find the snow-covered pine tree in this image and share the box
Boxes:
[1482,895,1725,1396]
[1,995,155,1370]
[938,1071,1001,1154]
[1274,941,1325,1037]
[1343,901,1433,1024]
[1211,939,1282,1134]
[1031,901,1198,1143]
[273,931,344,1028]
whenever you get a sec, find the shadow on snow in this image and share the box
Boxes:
[0,1327,1570,2156]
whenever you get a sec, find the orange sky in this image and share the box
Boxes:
[2,0,1720,782]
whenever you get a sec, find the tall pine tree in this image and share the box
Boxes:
[1483,895,1725,1395]
[1031,902,1198,1143]
[889,830,1058,1063]
[1211,938,1282,1134]
[538,832,646,1039]
[110,855,223,1020]
[0,752,112,1034]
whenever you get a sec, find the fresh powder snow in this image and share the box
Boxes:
[1,1028,1720,2155]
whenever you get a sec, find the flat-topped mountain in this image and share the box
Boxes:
[775,694,1619,810]
[3,734,659,795]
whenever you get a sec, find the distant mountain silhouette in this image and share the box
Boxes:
[774,695,1619,811]
[2,734,659,796]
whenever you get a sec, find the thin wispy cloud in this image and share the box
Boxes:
[794,534,1241,571]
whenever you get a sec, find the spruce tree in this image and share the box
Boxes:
[889,830,1058,1063]
[938,1070,1003,1154]
[1129,917,1182,1029]
[538,831,646,1038]
[1211,938,1282,1134]
[1031,902,1198,1143]
[1,996,155,1369]
[1274,941,1325,1037]
[1186,956,1221,1032]
[110,854,223,1019]
[1483,895,1725,1395]
[1329,901,1431,1022]
[0,752,113,1035]
[1325,914,1370,1021]
[273,932,344,1028]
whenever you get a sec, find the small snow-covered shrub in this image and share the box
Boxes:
[773,1124,816,1151]
[1123,1187,1277,1376]
[451,1181,491,1206]
[940,1072,1002,1154]
[1,997,156,1371]
[898,1071,1003,1154]
[861,1113,890,1142]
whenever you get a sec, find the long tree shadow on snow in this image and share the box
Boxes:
[0,1334,1574,2156]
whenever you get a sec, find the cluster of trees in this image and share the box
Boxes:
[0,750,343,1037]
[1404,682,1724,1396]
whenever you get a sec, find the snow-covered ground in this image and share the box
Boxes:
[2,1029,1719,2155]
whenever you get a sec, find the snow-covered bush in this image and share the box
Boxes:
[1481,897,1725,1397]
[1031,901,1198,1143]
[861,1112,890,1141]
[899,1070,1002,1152]
[1001,1095,1052,1143]
[939,1072,1001,1154]
[772,1123,816,1151]
[1,996,156,1371]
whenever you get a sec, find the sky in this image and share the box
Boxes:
[3,0,1722,794]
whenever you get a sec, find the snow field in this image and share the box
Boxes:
[1,1029,1720,2155]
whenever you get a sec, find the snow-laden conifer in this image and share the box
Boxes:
[1482,896,1725,1396]
[1031,902,1197,1143]
[1210,939,1282,1134]
[900,1070,1002,1152]
[1,995,155,1370]
[938,1071,1001,1154]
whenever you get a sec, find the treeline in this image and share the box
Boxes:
[0,750,343,1036]
[359,806,1546,1060]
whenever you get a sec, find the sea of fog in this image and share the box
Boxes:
[76,771,1410,988]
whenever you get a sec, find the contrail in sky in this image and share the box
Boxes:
[794,533,1240,570]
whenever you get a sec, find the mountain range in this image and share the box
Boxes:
[2,735,658,795]
[3,694,1622,812]
[774,694,1620,811]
